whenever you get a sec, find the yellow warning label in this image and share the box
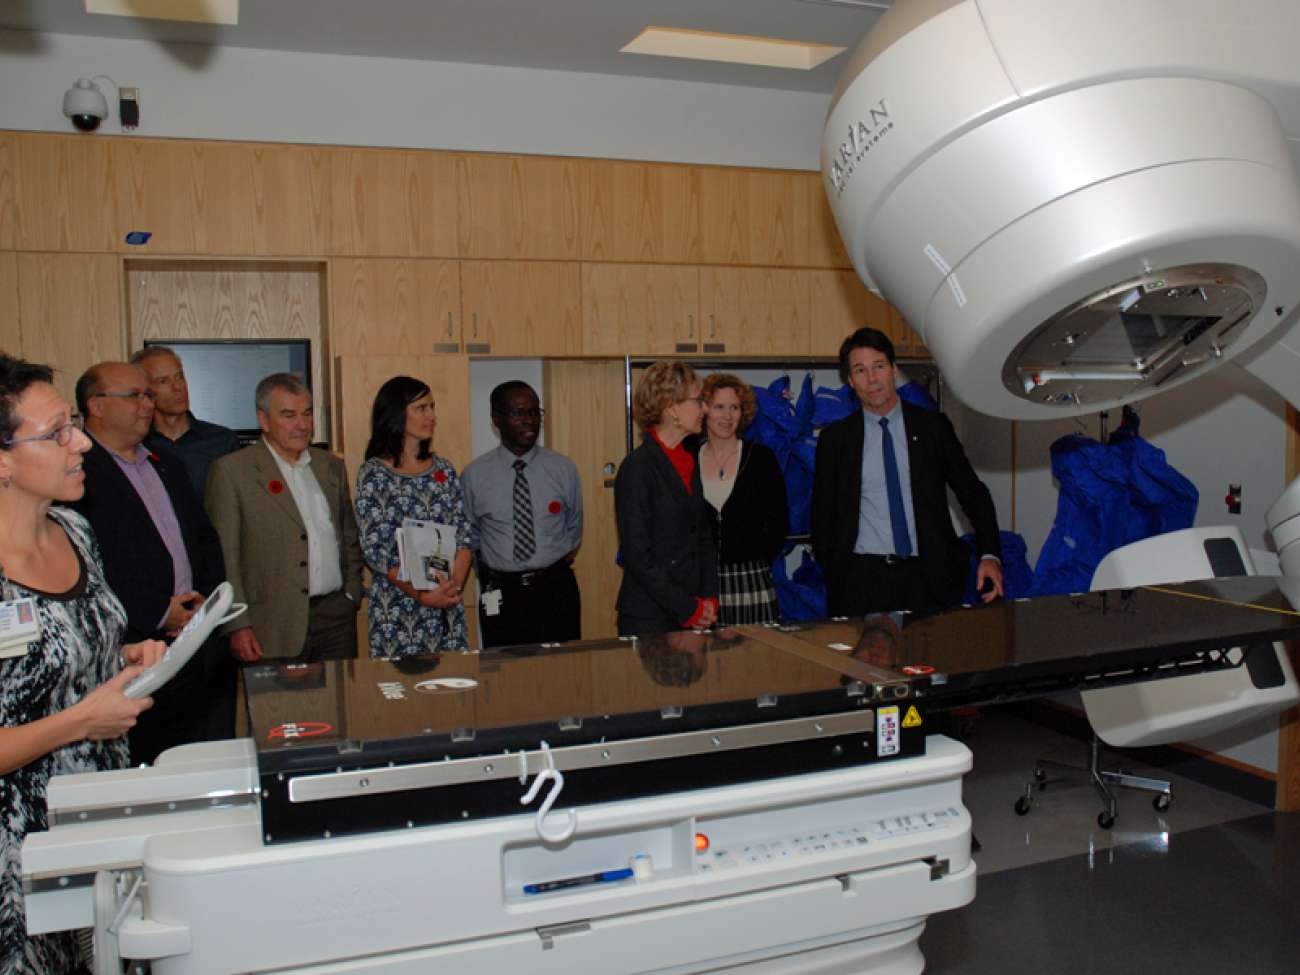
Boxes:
[902,706,923,729]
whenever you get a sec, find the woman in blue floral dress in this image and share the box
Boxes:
[0,356,164,973]
[355,377,474,657]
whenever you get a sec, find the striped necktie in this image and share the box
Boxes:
[512,458,536,563]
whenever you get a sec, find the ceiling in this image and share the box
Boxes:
[0,0,892,94]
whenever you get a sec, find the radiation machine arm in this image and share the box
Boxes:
[822,0,1300,569]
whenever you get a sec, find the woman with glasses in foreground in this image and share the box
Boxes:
[0,354,164,971]
[355,376,473,657]
[614,361,719,636]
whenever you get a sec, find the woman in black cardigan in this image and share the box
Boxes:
[697,374,789,625]
[614,362,719,636]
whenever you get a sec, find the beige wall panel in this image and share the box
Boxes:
[17,253,124,403]
[329,148,457,258]
[0,134,14,250]
[456,154,579,260]
[331,258,461,356]
[579,160,702,264]
[581,263,699,356]
[460,260,581,356]
[0,253,19,354]
[806,175,852,269]
[700,267,810,356]
[112,141,331,256]
[543,360,626,640]
[14,133,118,252]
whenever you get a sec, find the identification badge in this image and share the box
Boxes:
[482,588,503,617]
[0,598,40,659]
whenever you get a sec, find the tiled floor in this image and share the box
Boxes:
[917,708,1299,974]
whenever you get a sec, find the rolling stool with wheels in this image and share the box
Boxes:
[1013,732,1170,829]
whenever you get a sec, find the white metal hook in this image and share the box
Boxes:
[519,741,578,843]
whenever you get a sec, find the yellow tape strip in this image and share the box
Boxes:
[1141,585,1300,617]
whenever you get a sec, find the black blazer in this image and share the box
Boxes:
[811,402,1000,614]
[696,439,789,566]
[69,438,226,643]
[614,434,719,635]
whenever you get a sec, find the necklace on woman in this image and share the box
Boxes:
[711,440,741,480]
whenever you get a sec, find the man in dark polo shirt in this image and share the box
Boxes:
[132,345,241,504]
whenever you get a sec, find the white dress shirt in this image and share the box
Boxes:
[265,440,344,597]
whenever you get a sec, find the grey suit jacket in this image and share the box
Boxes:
[205,441,364,659]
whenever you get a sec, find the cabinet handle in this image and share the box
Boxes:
[709,315,717,339]
[688,314,694,340]
[472,312,478,338]
[447,312,453,338]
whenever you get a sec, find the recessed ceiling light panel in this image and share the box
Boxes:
[621,26,845,71]
[85,0,239,26]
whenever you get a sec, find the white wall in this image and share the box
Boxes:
[0,29,829,170]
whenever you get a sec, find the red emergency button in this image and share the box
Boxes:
[694,832,710,854]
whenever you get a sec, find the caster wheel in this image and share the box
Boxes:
[1033,768,1046,782]
[1097,811,1115,830]
[1014,796,1032,816]
[1153,793,1171,812]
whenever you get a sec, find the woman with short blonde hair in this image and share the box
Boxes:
[614,361,719,635]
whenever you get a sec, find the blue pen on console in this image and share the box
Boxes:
[523,867,634,895]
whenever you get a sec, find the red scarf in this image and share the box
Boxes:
[649,428,694,494]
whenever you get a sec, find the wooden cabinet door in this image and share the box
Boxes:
[543,360,627,639]
[0,253,19,354]
[334,354,471,492]
[0,134,14,251]
[112,140,331,256]
[456,154,579,260]
[329,148,457,257]
[17,254,124,404]
[14,134,118,252]
[699,266,810,356]
[460,260,581,356]
[331,258,461,356]
[579,160,703,264]
[808,269,929,360]
[581,263,699,355]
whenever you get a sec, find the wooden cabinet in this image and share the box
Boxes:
[456,154,579,260]
[0,134,14,251]
[0,253,19,354]
[17,254,124,403]
[13,134,118,253]
[806,175,852,269]
[329,148,456,258]
[460,260,581,356]
[807,269,929,359]
[581,263,699,355]
[697,168,816,268]
[579,160,702,264]
[700,266,809,355]
[111,140,331,256]
[331,258,461,356]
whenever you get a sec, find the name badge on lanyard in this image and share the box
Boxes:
[0,598,40,659]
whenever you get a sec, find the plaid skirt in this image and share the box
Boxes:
[718,559,780,625]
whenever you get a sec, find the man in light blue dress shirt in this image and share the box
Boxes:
[461,382,583,647]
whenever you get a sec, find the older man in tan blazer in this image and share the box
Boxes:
[206,373,364,661]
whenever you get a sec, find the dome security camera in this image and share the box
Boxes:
[62,78,108,132]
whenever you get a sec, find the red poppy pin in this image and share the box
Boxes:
[147,452,161,463]
[433,470,448,484]
[267,479,286,495]
[548,500,563,514]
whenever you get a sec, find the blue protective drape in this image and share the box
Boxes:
[1033,412,1198,595]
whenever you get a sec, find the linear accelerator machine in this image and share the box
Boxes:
[22,1,1300,971]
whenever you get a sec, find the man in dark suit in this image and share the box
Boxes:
[812,327,1003,617]
[71,361,228,764]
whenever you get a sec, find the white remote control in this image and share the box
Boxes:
[124,582,239,700]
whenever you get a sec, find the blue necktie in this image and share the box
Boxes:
[879,417,913,557]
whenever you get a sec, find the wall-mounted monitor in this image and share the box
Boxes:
[144,339,312,439]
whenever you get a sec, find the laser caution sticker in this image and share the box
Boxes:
[268,721,332,740]
[902,706,923,728]
[901,664,934,676]
[414,677,479,695]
